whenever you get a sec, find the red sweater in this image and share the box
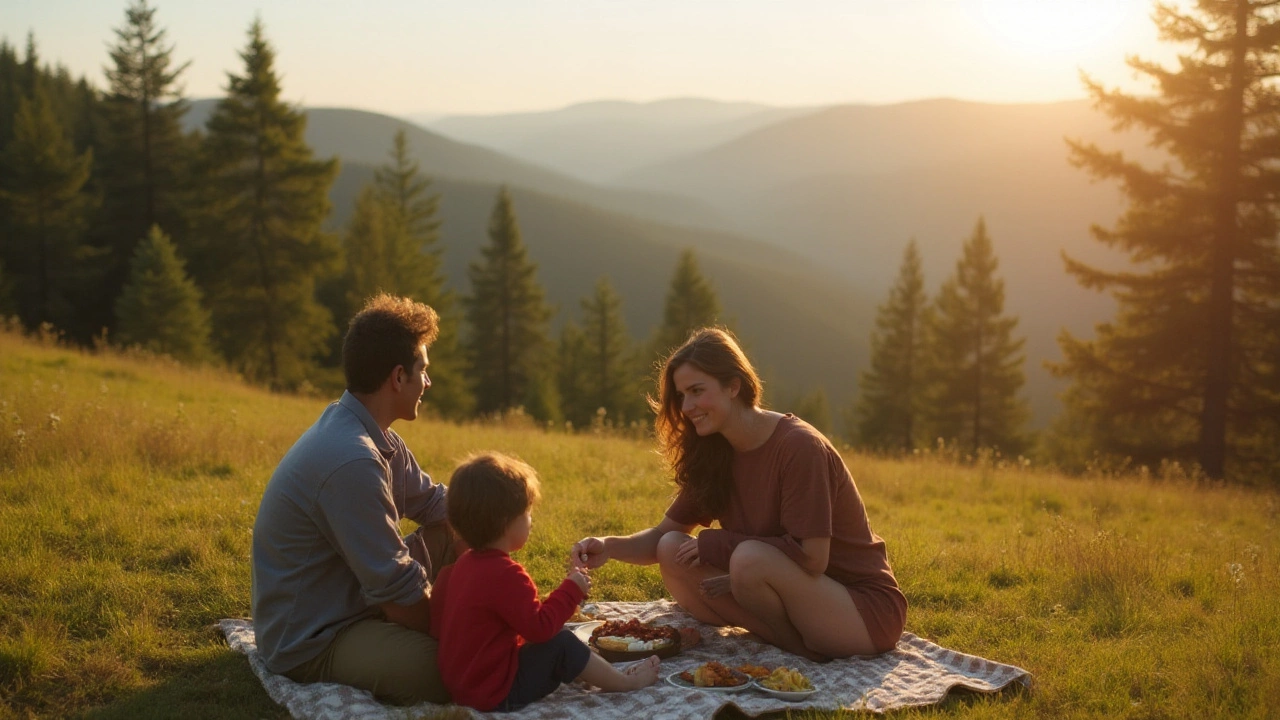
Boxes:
[430,548,585,710]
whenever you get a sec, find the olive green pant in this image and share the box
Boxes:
[283,522,458,706]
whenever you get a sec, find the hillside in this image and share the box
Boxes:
[329,163,877,412]
[425,98,821,183]
[184,100,725,231]
[617,99,1162,424]
[3,330,1277,718]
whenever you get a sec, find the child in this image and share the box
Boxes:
[430,452,661,711]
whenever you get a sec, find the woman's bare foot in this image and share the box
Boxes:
[620,655,661,689]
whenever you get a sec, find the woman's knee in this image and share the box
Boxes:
[728,539,776,580]
[655,531,692,567]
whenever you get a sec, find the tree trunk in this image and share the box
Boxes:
[1199,0,1249,479]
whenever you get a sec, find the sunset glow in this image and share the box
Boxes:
[980,0,1136,56]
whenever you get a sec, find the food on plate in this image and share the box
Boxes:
[589,619,678,653]
[566,607,598,623]
[760,667,813,692]
[736,664,771,678]
[677,661,749,687]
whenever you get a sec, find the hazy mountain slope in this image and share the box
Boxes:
[184,100,723,230]
[329,162,875,414]
[426,98,820,183]
[615,98,1159,425]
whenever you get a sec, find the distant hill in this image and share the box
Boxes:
[330,163,877,416]
[184,100,725,230]
[425,98,821,184]
[617,98,1163,425]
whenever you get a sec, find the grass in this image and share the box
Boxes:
[1,327,1278,719]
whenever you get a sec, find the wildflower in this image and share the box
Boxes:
[47,413,60,430]
[1227,562,1244,587]
[13,428,26,446]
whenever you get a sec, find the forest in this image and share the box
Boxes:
[2,0,1277,483]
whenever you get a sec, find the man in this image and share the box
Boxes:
[251,293,457,705]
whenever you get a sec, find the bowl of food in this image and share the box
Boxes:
[587,619,681,662]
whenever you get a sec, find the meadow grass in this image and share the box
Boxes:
[0,328,1277,719]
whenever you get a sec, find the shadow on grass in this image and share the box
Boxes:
[712,682,1032,719]
[77,650,289,720]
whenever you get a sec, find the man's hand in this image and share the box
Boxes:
[379,592,432,634]
[570,537,609,570]
[567,567,591,595]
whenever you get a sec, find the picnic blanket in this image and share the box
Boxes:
[221,600,1031,719]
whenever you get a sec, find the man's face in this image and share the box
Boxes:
[397,344,431,421]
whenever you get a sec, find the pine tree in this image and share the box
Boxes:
[1052,0,1280,479]
[578,277,640,425]
[464,187,554,416]
[373,129,472,418]
[95,0,194,335]
[0,83,98,335]
[854,240,928,451]
[921,218,1027,453]
[792,388,833,436]
[653,249,722,358]
[191,20,339,390]
[341,185,394,310]
[114,225,212,363]
[556,321,592,429]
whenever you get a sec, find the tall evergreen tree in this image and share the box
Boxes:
[0,83,98,336]
[95,0,194,335]
[114,225,212,363]
[792,388,833,436]
[1052,0,1280,478]
[854,240,928,451]
[373,129,472,417]
[921,218,1027,453]
[341,185,394,309]
[464,187,554,416]
[578,277,640,425]
[192,20,338,389]
[556,321,593,428]
[653,249,722,357]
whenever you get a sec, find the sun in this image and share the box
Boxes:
[980,0,1135,56]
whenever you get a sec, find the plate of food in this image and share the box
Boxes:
[564,604,602,629]
[584,619,681,662]
[667,661,752,692]
[752,667,817,700]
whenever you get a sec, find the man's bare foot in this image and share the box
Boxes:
[620,655,660,689]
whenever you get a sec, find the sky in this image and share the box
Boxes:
[2,0,1176,118]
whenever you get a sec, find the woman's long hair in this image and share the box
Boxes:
[651,327,763,517]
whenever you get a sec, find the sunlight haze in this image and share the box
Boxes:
[5,0,1169,116]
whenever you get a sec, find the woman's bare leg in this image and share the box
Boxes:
[576,653,660,691]
[656,532,734,625]
[657,533,834,660]
[728,541,877,658]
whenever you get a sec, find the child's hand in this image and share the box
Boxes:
[567,567,591,595]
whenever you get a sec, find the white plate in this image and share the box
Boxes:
[752,678,818,701]
[570,620,603,642]
[666,670,752,693]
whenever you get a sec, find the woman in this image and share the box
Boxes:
[571,328,906,660]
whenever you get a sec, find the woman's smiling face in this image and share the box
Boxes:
[672,362,740,436]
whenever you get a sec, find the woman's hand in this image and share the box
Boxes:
[673,536,701,566]
[571,537,609,570]
[699,574,731,598]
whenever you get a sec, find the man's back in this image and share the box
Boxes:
[251,393,433,673]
